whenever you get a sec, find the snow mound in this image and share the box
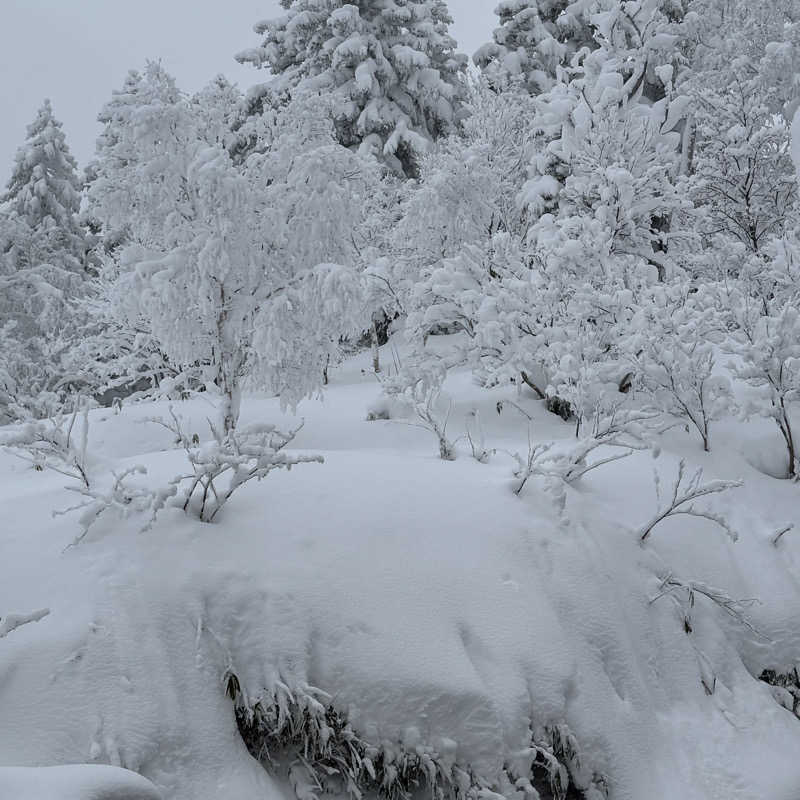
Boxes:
[0,764,161,800]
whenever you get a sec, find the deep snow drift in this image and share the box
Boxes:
[0,764,161,799]
[1,344,799,800]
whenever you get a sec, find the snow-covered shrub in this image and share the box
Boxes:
[406,389,457,462]
[0,402,172,543]
[650,571,763,696]
[378,355,461,461]
[650,573,760,638]
[56,465,174,546]
[0,403,92,488]
[727,302,800,479]
[464,410,492,464]
[500,419,568,507]
[631,284,732,452]
[686,48,798,254]
[147,409,323,523]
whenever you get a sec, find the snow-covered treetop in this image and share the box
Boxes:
[474,0,595,94]
[3,99,82,238]
[236,0,468,175]
[86,62,188,249]
[190,75,244,150]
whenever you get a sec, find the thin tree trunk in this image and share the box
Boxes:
[520,371,545,400]
[371,320,381,373]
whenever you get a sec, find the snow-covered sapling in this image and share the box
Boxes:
[560,438,634,484]
[509,435,562,497]
[55,465,173,547]
[148,408,323,522]
[464,409,492,464]
[0,403,91,488]
[650,572,761,638]
[650,571,763,696]
[392,384,458,461]
[561,406,658,483]
[638,460,742,543]
[633,288,732,452]
[727,304,800,478]
[414,392,457,462]
[0,402,172,543]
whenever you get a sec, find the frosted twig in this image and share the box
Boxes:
[638,459,742,542]
[772,524,794,546]
[650,572,764,638]
[562,438,634,483]
[1,401,92,489]
[465,409,492,464]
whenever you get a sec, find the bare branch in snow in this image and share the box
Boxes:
[638,460,742,543]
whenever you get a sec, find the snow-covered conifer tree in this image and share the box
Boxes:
[236,0,468,175]
[0,100,89,419]
[474,0,594,94]
[2,99,86,270]
[85,63,186,252]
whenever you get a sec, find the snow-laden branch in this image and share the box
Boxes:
[146,408,323,522]
[638,460,742,543]
[0,403,91,488]
[772,523,795,546]
[650,572,763,638]
[0,608,50,639]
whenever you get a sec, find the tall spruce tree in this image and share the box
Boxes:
[236,0,468,176]
[0,100,88,418]
[474,0,596,94]
[2,99,86,271]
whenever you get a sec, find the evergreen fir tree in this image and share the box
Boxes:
[474,0,595,95]
[236,0,468,175]
[0,101,89,418]
[2,98,86,271]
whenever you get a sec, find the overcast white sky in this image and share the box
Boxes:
[0,1,495,177]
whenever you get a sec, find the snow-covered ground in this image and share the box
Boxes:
[0,764,161,799]
[1,342,799,800]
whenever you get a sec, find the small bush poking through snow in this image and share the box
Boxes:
[147,407,324,522]
[464,409,492,464]
[399,388,457,461]
[56,465,174,546]
[759,669,800,720]
[0,402,92,488]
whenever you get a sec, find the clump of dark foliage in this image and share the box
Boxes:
[225,672,607,800]
[759,668,800,719]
